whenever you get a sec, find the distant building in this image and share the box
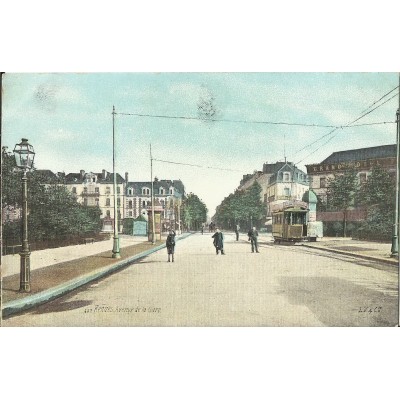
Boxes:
[125,176,185,230]
[64,169,125,231]
[306,144,396,205]
[238,161,309,218]
[305,144,397,227]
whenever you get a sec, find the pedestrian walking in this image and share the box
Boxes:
[166,229,176,262]
[212,228,225,255]
[247,226,259,253]
[235,224,240,241]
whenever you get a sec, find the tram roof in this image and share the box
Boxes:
[273,207,308,213]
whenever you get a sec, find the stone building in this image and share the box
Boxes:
[238,161,309,218]
[125,176,185,229]
[305,144,396,204]
[305,144,397,230]
[64,169,125,231]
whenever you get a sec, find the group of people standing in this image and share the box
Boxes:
[165,226,260,262]
[212,226,259,255]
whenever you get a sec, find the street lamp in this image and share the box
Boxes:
[112,106,121,258]
[13,138,35,292]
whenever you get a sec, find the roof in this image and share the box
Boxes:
[65,171,125,184]
[321,144,396,164]
[127,179,185,195]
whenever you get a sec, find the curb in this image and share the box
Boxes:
[300,243,399,267]
[2,233,192,318]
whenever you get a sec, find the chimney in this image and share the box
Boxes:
[102,169,107,179]
[125,172,129,183]
[80,169,85,179]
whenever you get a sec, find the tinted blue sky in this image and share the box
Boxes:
[3,72,398,215]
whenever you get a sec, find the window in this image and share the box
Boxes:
[92,177,95,183]
[159,187,164,195]
[283,172,290,182]
[83,187,88,193]
[95,187,99,193]
[95,198,99,206]
[106,186,111,195]
[143,201,146,208]
[128,200,133,209]
[72,187,77,194]
[359,173,367,185]
[129,211,133,217]
[83,198,88,206]
[320,177,326,188]
[128,188,133,196]
[284,188,291,197]
[117,198,121,207]
[106,210,111,217]
[106,198,110,207]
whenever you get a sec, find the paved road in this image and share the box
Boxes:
[3,233,398,327]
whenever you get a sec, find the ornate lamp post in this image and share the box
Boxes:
[112,106,121,258]
[13,138,35,292]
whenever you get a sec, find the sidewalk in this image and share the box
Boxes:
[1,233,191,317]
[300,237,399,266]
[254,233,398,267]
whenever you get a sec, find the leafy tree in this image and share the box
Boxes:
[214,181,265,230]
[2,149,102,245]
[357,166,396,240]
[181,193,208,231]
[326,170,358,237]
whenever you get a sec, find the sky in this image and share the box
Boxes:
[2,72,399,216]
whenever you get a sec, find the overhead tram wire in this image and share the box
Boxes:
[293,91,399,164]
[152,158,245,173]
[359,85,399,115]
[117,112,339,128]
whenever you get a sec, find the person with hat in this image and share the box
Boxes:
[212,228,225,255]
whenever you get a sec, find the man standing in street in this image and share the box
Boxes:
[212,228,225,255]
[248,226,259,253]
[235,224,240,241]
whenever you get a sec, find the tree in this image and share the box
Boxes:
[181,193,208,231]
[214,181,265,230]
[2,149,102,245]
[357,166,396,240]
[326,170,358,237]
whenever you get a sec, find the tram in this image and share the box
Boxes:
[271,200,322,243]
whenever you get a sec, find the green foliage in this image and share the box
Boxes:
[326,170,358,212]
[214,181,266,229]
[358,167,396,241]
[2,149,102,244]
[326,170,358,237]
[181,193,208,230]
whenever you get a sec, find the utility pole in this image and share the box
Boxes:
[391,74,399,258]
[150,144,156,244]
[112,106,121,258]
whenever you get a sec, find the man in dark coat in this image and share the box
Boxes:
[166,230,176,262]
[235,224,240,241]
[212,228,225,255]
[247,226,259,253]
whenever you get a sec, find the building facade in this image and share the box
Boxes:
[238,161,309,219]
[305,144,397,229]
[306,144,397,204]
[125,177,185,229]
[64,169,125,231]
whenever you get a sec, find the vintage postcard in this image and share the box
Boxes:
[1,72,399,327]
